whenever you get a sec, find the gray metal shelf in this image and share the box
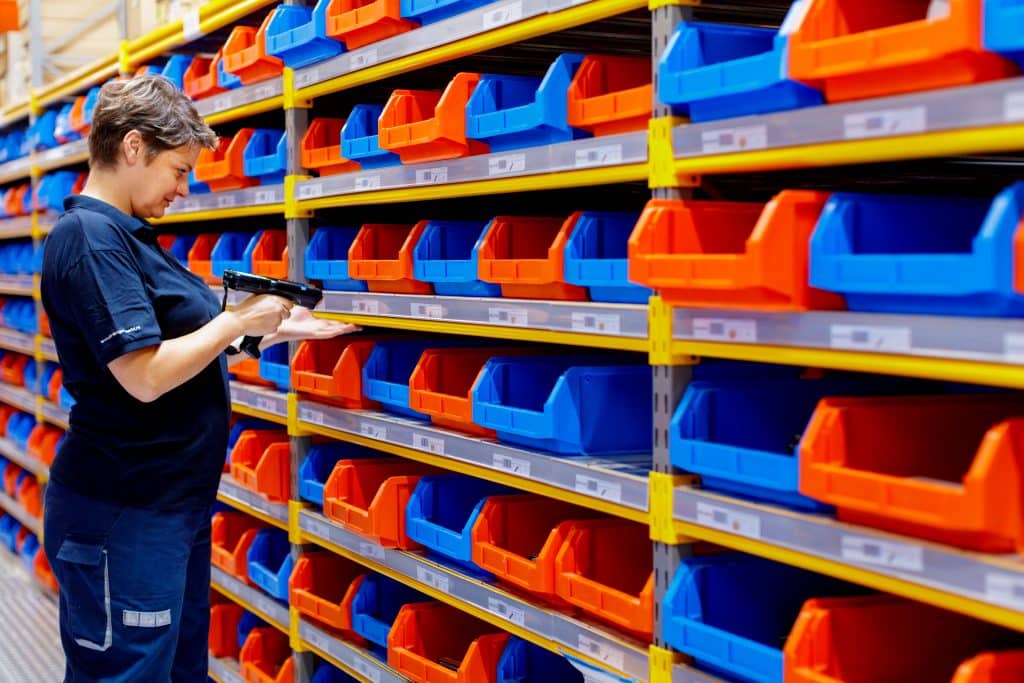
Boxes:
[35,138,89,171]
[208,655,246,683]
[210,566,290,634]
[0,275,33,297]
[299,510,651,682]
[0,492,40,536]
[0,217,33,239]
[294,131,647,203]
[165,183,285,216]
[39,399,68,430]
[0,436,46,480]
[217,474,289,530]
[229,381,289,423]
[38,337,57,363]
[193,79,283,119]
[299,619,411,683]
[297,401,651,516]
[0,157,32,184]
[0,328,37,356]
[0,383,39,415]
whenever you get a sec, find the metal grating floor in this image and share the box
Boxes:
[0,548,63,682]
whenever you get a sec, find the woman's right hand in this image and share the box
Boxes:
[231,294,294,336]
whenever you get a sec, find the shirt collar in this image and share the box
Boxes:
[64,194,159,243]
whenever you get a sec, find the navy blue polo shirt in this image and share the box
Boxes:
[40,195,230,511]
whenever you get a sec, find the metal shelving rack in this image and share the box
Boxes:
[2,1,1024,682]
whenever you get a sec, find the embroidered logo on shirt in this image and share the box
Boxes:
[100,325,142,345]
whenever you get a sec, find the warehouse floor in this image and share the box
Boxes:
[0,549,62,681]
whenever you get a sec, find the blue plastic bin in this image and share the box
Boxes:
[82,87,101,128]
[8,414,34,450]
[340,105,401,169]
[411,220,500,296]
[265,1,345,69]
[808,183,1024,316]
[563,211,651,304]
[217,56,243,90]
[304,226,368,291]
[400,0,489,24]
[351,574,431,649]
[662,553,859,683]
[243,129,288,185]
[405,474,511,569]
[29,109,58,151]
[668,376,919,511]
[237,611,268,649]
[985,0,1024,67]
[0,515,19,552]
[40,363,58,397]
[466,54,589,151]
[247,528,294,601]
[164,235,197,268]
[312,662,359,683]
[20,534,38,567]
[472,355,652,455]
[59,386,75,411]
[363,340,457,419]
[23,361,37,396]
[298,442,378,506]
[188,170,210,195]
[258,342,291,391]
[658,20,823,122]
[0,134,8,163]
[4,130,25,160]
[211,231,260,278]
[498,637,583,683]
[54,103,81,144]
[20,186,33,216]
[161,54,194,90]
[36,172,78,212]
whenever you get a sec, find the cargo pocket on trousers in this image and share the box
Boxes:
[55,538,112,652]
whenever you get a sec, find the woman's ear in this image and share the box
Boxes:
[122,130,144,166]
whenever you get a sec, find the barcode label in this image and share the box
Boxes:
[415,167,449,184]
[304,517,330,540]
[701,125,767,154]
[216,194,236,209]
[570,312,621,334]
[297,183,324,200]
[985,573,1024,610]
[575,474,623,503]
[692,318,756,343]
[1005,332,1024,362]
[179,198,200,212]
[351,657,381,683]
[1005,92,1024,122]
[482,1,523,28]
[696,501,762,539]
[354,174,382,190]
[488,306,529,326]
[830,324,911,352]
[295,68,320,88]
[412,433,445,455]
[305,626,331,653]
[252,593,281,621]
[182,8,203,41]
[410,302,443,319]
[416,566,450,593]
[351,299,381,314]
[493,454,531,476]
[840,535,924,572]
[301,408,326,425]
[575,144,623,168]
[254,397,281,414]
[358,541,386,561]
[360,422,387,440]
[349,48,379,70]
[253,84,276,101]
[844,107,926,139]
[487,597,525,626]
[577,635,626,671]
[488,153,527,176]
[253,190,276,204]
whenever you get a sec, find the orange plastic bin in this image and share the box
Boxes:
[300,118,361,176]
[189,234,223,285]
[209,602,245,658]
[2,464,21,497]
[16,475,41,518]
[0,353,28,386]
[628,191,845,311]
[325,0,418,51]
[27,425,61,468]
[477,216,588,301]
[953,652,1024,682]
[222,15,284,86]
[69,95,90,136]
[348,222,432,294]
[288,552,365,633]
[5,185,28,217]
[787,0,1018,103]
[291,337,380,409]
[566,55,652,136]
[322,457,439,549]
[252,230,288,279]
[388,602,508,683]
[229,429,291,503]
[785,594,1017,683]
[33,549,57,592]
[378,73,488,164]
[195,131,259,192]
[240,627,294,683]
[0,405,13,436]
[799,394,1024,553]
[470,495,601,601]
[211,510,265,584]
[183,53,227,100]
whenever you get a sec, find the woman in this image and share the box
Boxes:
[39,75,356,682]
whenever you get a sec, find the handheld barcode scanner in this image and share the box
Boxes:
[222,270,323,358]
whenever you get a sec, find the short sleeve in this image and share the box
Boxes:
[63,249,162,364]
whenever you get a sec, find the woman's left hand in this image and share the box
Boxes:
[266,306,361,345]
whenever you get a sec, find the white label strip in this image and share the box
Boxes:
[351,657,381,683]
[575,144,623,168]
[216,194,237,209]
[577,634,626,671]
[298,183,324,200]
[692,318,756,343]
[492,453,531,476]
[360,422,387,440]
[696,501,762,539]
[701,125,767,154]
[574,474,623,503]
[412,433,445,455]
[840,535,924,572]
[985,573,1024,610]
[486,597,526,626]
[830,324,911,352]
[482,1,523,28]
[349,48,379,70]
[295,68,320,88]
[570,312,621,335]
[358,541,386,561]
[488,306,529,326]
[1005,92,1024,122]
[843,106,926,139]
[415,566,450,594]
[488,153,527,176]
[1004,332,1024,363]
[410,302,443,319]
[351,299,381,314]
[415,167,449,185]
[354,174,382,190]
[253,190,277,204]
[182,8,203,41]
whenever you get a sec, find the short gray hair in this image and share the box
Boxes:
[88,74,217,168]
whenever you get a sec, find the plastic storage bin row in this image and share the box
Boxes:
[299,57,649,173]
[0,514,54,591]
[292,338,652,455]
[186,229,288,285]
[658,1,1024,122]
[0,184,32,218]
[27,423,62,468]
[662,551,1024,683]
[0,129,28,164]
[194,129,290,191]
[303,214,653,304]
[1,299,37,333]
[0,351,31,387]
[1,456,40,517]
[34,171,84,212]
[628,183,1024,317]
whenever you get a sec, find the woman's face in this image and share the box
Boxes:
[131,145,199,219]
